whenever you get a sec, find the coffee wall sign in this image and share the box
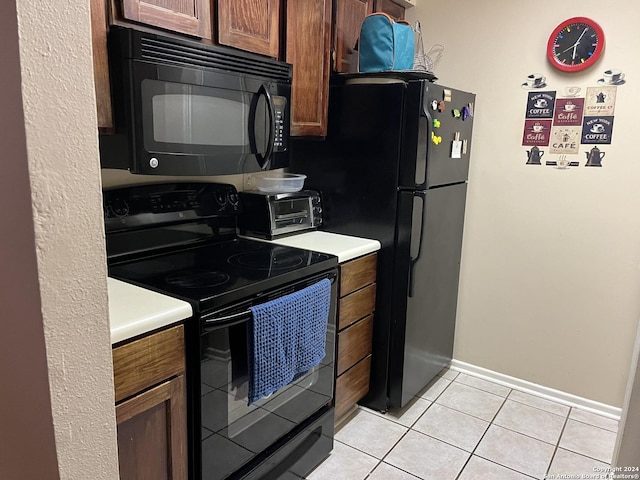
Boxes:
[581,117,614,144]
[519,16,624,169]
[520,68,623,168]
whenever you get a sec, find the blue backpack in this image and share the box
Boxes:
[358,13,415,73]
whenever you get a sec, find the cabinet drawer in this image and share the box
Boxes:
[338,283,376,330]
[340,254,377,297]
[335,355,371,419]
[113,325,185,403]
[337,315,373,376]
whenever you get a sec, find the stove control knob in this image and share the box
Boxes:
[215,193,228,207]
[112,199,130,217]
[228,193,239,206]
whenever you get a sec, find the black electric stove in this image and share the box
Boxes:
[110,238,336,314]
[105,182,338,480]
[105,183,337,312]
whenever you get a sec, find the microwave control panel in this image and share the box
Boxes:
[273,96,287,152]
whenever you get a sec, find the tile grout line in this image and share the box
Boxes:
[544,405,572,476]
[453,387,512,480]
[566,416,619,433]
[363,377,459,480]
[500,384,572,414]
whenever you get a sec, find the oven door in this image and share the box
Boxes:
[197,270,337,480]
[128,61,290,176]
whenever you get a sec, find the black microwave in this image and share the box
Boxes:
[100,27,292,176]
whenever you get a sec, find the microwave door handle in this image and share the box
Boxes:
[253,84,276,170]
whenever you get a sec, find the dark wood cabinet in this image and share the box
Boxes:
[91,0,411,134]
[116,375,187,480]
[218,0,281,58]
[286,0,332,137]
[91,0,113,131]
[335,253,377,420]
[120,0,212,38]
[113,325,187,480]
[332,0,373,73]
[373,0,404,21]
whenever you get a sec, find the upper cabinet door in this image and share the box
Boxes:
[218,0,281,58]
[120,0,212,38]
[374,0,405,21]
[333,0,373,73]
[286,0,332,137]
[91,0,113,131]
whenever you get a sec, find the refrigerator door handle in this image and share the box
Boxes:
[408,190,426,297]
[415,89,433,190]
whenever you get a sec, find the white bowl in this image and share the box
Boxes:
[257,173,307,193]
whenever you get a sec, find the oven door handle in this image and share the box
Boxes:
[202,272,338,331]
[203,310,252,330]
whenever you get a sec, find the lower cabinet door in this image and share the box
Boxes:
[116,375,187,480]
[335,355,372,419]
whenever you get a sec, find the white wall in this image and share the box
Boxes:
[614,320,640,465]
[0,1,120,479]
[408,1,640,407]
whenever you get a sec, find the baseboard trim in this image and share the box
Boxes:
[450,359,622,420]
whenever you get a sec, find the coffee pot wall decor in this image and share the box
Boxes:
[526,146,544,165]
[585,146,605,167]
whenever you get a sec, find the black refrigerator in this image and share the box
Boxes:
[290,74,475,411]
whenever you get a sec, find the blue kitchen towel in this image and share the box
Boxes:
[248,279,331,405]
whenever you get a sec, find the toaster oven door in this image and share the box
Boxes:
[269,197,316,235]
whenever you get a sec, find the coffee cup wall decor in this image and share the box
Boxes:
[564,86,581,97]
[598,69,626,85]
[522,73,547,89]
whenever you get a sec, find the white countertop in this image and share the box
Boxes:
[108,277,193,345]
[248,231,381,263]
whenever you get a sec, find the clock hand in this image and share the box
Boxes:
[575,27,588,45]
[561,27,590,54]
[572,28,589,60]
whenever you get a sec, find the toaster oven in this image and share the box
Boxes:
[238,190,323,239]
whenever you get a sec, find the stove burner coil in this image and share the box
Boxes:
[165,270,230,288]
[227,251,304,271]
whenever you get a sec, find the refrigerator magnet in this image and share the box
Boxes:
[443,89,452,102]
[451,141,462,158]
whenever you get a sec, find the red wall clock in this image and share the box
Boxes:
[547,17,605,72]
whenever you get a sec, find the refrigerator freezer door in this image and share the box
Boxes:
[389,182,468,408]
[423,85,475,188]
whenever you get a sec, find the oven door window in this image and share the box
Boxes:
[141,79,269,157]
[200,314,334,479]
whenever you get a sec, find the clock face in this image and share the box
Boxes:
[547,17,605,72]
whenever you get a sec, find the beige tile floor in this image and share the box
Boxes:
[306,369,619,480]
